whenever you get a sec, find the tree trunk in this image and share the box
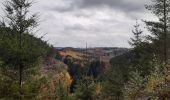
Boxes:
[163,0,167,67]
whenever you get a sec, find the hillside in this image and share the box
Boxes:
[56,47,129,63]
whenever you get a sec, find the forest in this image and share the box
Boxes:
[0,0,170,100]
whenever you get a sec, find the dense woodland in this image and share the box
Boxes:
[1,0,170,100]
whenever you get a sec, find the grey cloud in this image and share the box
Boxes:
[47,32,130,48]
[50,0,147,13]
[65,23,86,31]
[0,0,153,48]
[48,0,149,21]
[76,0,145,12]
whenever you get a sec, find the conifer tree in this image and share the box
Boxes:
[129,20,143,48]
[145,0,170,66]
[1,0,38,98]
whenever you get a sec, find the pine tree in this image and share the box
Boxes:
[128,20,152,76]
[5,0,37,97]
[0,0,41,99]
[144,0,170,66]
[124,71,146,100]
[129,20,143,48]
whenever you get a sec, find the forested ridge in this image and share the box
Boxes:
[1,0,170,100]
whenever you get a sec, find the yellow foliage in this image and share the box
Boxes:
[60,51,82,60]
[96,83,102,95]
[145,72,165,93]
[38,72,72,100]
[165,69,170,81]
[58,72,72,91]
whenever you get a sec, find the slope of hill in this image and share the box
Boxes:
[55,47,129,63]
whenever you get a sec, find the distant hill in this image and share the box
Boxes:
[110,50,134,65]
[55,47,129,63]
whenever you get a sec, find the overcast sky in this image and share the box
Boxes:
[0,0,156,48]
